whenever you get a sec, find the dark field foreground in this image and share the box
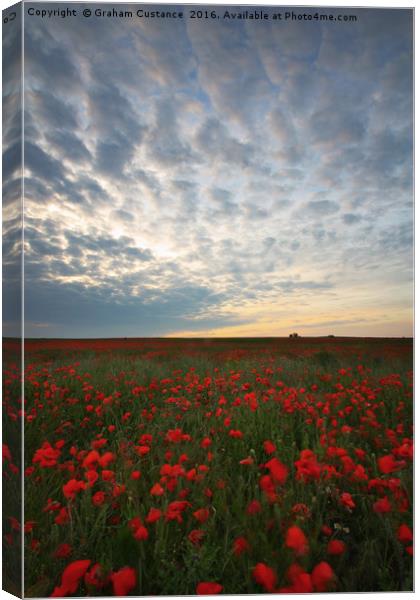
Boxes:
[3,337,413,595]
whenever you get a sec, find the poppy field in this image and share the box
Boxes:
[3,337,413,595]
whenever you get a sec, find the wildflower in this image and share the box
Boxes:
[51,559,91,597]
[55,507,69,526]
[265,457,288,484]
[263,440,276,455]
[54,543,72,559]
[291,503,311,519]
[196,582,223,594]
[327,539,346,555]
[259,474,277,502]
[98,452,115,468]
[92,491,106,506]
[373,496,392,513]
[101,470,115,481]
[85,470,99,486]
[233,536,250,556]
[188,529,205,545]
[340,492,355,510]
[246,499,262,515]
[252,562,277,592]
[228,429,244,439]
[133,525,148,541]
[283,563,313,593]
[110,566,136,596]
[193,508,210,524]
[239,456,254,466]
[63,479,87,500]
[378,454,406,474]
[150,483,164,496]
[397,524,413,544]
[82,450,100,469]
[84,563,108,589]
[145,508,162,524]
[311,561,335,592]
[285,525,309,556]
[33,443,61,468]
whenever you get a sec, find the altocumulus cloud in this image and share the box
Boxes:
[12,4,413,337]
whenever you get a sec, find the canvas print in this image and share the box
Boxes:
[2,2,413,597]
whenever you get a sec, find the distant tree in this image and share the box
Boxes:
[289,332,299,338]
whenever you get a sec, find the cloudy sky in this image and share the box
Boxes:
[4,4,413,337]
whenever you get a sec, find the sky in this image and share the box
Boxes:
[3,3,414,338]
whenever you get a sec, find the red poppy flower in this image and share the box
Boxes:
[327,539,346,555]
[340,492,355,510]
[228,429,243,439]
[284,563,313,593]
[252,562,277,592]
[150,483,164,496]
[188,529,205,545]
[259,474,277,502]
[285,525,309,556]
[263,440,276,455]
[98,452,115,468]
[101,470,115,481]
[133,525,148,541]
[311,561,335,592]
[9,517,20,531]
[233,536,250,556]
[82,450,100,469]
[51,559,91,596]
[265,457,288,484]
[196,582,223,594]
[3,443,12,462]
[145,508,162,524]
[55,507,69,526]
[373,496,392,513]
[92,491,106,506]
[378,454,406,474]
[33,443,61,468]
[85,470,99,486]
[110,566,136,596]
[397,524,413,544]
[63,479,87,500]
[193,508,210,524]
[84,563,109,589]
[54,543,72,559]
[246,499,262,515]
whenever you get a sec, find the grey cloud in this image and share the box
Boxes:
[96,136,135,177]
[25,26,81,90]
[28,91,79,131]
[46,130,91,163]
[24,141,65,182]
[147,97,198,167]
[113,209,135,223]
[343,213,362,225]
[2,142,21,180]
[305,200,340,216]
[196,117,255,168]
